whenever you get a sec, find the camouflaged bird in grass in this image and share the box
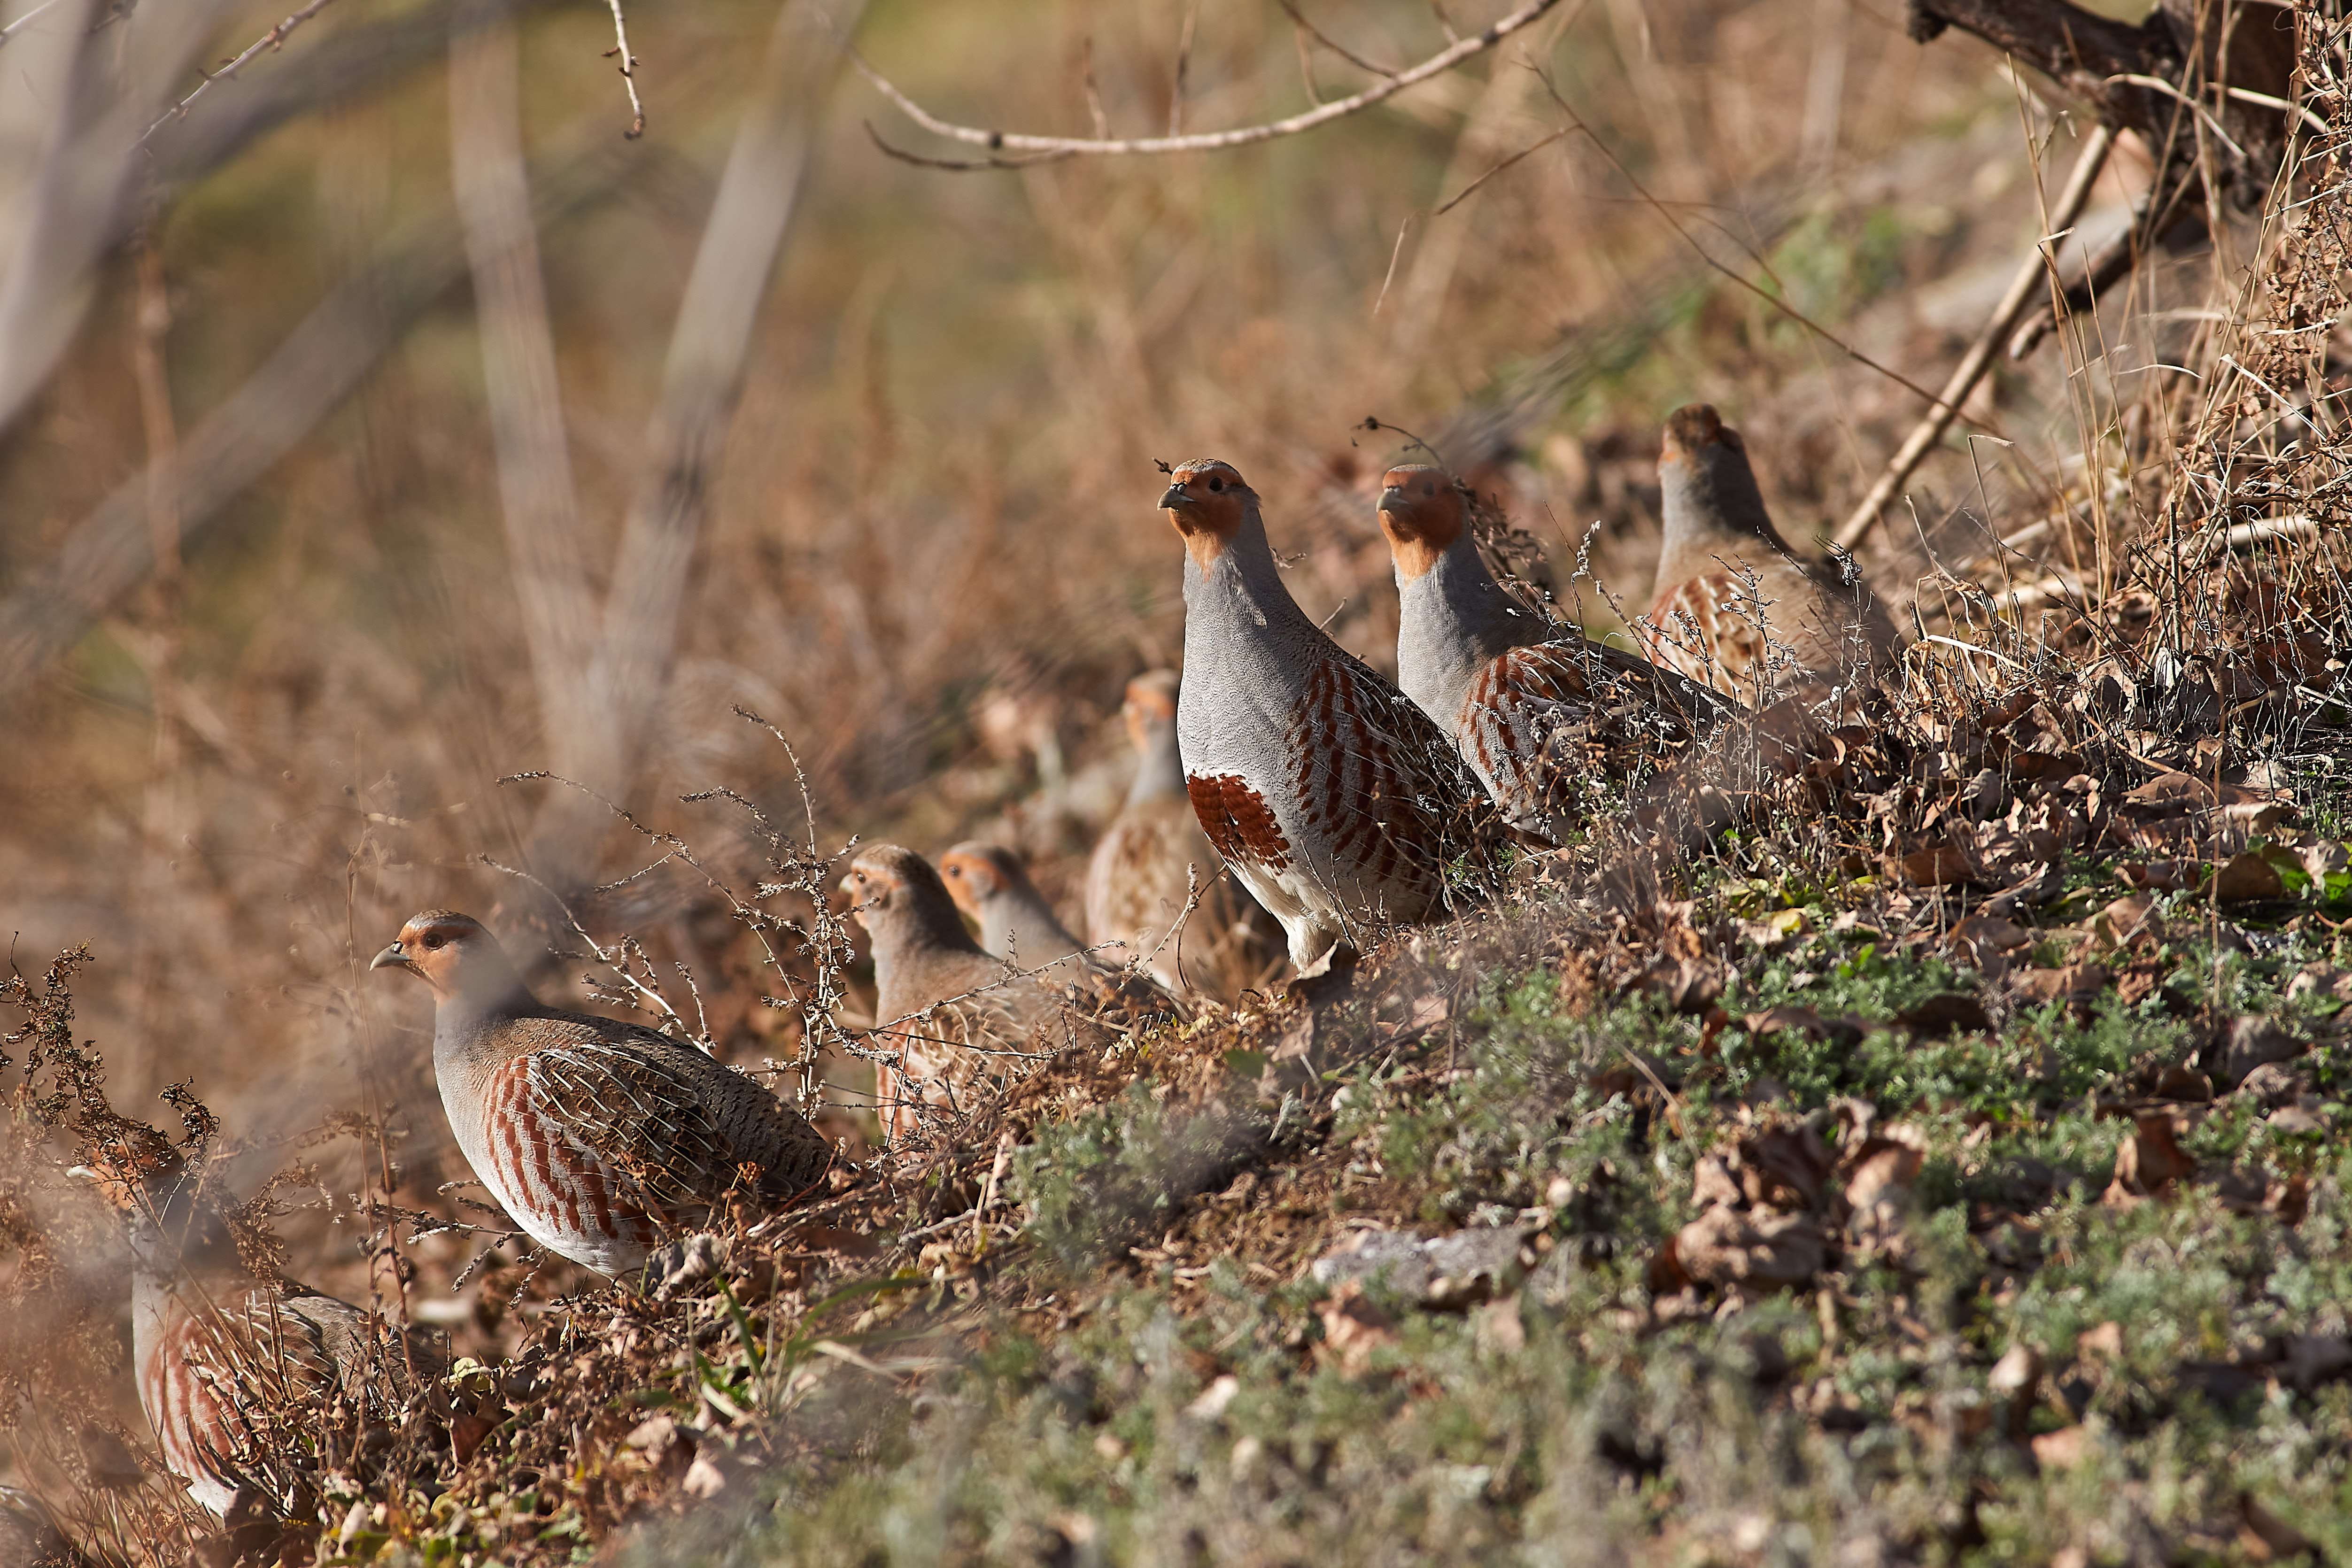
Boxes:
[1376,463,1733,848]
[1158,459,1501,975]
[371,911,833,1276]
[844,845,1114,1143]
[1639,405,1903,706]
[74,1117,448,1518]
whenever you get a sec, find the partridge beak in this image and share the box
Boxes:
[369,941,410,972]
[1378,485,1407,512]
[1159,484,1192,511]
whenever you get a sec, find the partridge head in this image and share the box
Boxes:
[936,842,1088,966]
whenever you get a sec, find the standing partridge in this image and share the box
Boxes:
[76,1121,446,1517]
[1640,404,1902,703]
[936,842,1090,966]
[371,911,833,1276]
[843,845,1097,1140]
[1377,465,1732,846]
[1084,670,1274,1000]
[1159,459,1492,973]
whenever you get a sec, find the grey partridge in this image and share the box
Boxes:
[1159,459,1494,973]
[1084,670,1276,1000]
[936,842,1090,967]
[1640,404,1902,704]
[845,844,1103,1140]
[76,1120,446,1518]
[0,1488,84,1568]
[1377,464,1732,847]
[371,911,833,1276]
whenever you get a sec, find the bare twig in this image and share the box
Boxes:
[853,0,1563,169]
[0,126,650,698]
[533,0,866,892]
[601,0,646,138]
[450,0,601,781]
[140,0,342,143]
[0,0,73,47]
[1433,125,1567,214]
[1832,121,2116,549]
[1275,0,1400,78]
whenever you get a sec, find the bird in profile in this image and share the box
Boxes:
[1377,463,1730,847]
[1640,404,1901,704]
[1085,670,1277,1001]
[936,842,1090,968]
[371,911,833,1276]
[74,1118,447,1518]
[1158,458,1494,973]
[843,845,1101,1140]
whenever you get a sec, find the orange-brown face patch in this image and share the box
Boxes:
[1376,464,1464,579]
[935,850,1004,918]
[1160,460,1251,571]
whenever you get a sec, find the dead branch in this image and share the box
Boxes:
[140,0,343,143]
[601,0,645,138]
[1833,121,2116,549]
[531,0,867,891]
[450,0,602,786]
[0,0,240,443]
[0,131,651,700]
[853,0,1563,170]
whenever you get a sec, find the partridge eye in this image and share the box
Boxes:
[422,934,444,950]
[1207,475,1224,492]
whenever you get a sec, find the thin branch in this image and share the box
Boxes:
[0,0,74,48]
[140,0,341,143]
[852,0,1563,166]
[1832,121,2115,549]
[1275,0,1400,78]
[1433,125,1567,214]
[601,0,645,139]
[1538,69,2005,447]
[1168,0,1198,136]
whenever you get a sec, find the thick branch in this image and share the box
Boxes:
[855,0,1562,168]
[533,0,865,886]
[0,133,647,698]
[1906,0,2177,139]
[451,0,602,775]
[0,0,239,442]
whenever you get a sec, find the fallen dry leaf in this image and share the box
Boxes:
[2104,1113,2194,1205]
[1318,1281,1400,1375]
[2013,962,2111,1012]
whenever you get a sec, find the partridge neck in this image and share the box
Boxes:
[1658,453,1797,584]
[1180,506,1324,664]
[982,887,1082,960]
[1396,533,1547,727]
[431,973,545,1066]
[1127,719,1185,807]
